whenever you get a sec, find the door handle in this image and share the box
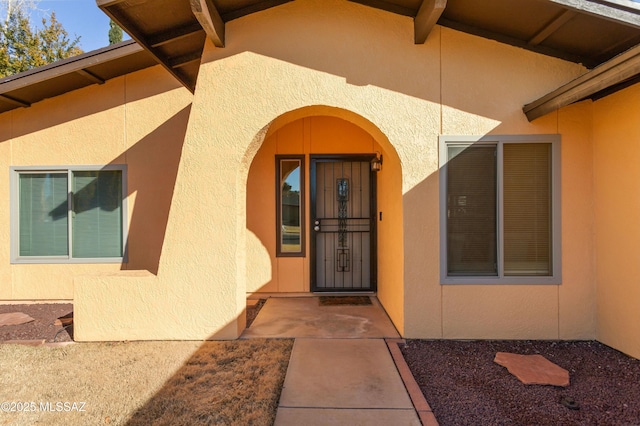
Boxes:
[314,220,320,232]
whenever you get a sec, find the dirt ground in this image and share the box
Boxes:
[1,302,291,425]
[401,340,640,426]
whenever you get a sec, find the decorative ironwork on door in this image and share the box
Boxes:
[311,158,376,291]
[336,178,349,271]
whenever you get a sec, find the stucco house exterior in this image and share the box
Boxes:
[1,0,639,359]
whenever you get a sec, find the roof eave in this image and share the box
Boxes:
[523,43,640,121]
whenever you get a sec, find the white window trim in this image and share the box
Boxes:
[10,165,128,264]
[439,135,562,285]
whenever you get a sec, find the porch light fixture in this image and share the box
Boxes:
[371,152,383,172]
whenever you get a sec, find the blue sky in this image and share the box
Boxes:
[31,0,128,53]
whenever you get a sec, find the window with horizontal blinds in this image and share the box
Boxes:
[72,171,123,258]
[12,166,125,263]
[440,135,560,284]
[19,173,69,256]
[447,145,497,276]
[503,143,551,276]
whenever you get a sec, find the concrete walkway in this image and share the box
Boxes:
[275,338,420,425]
[241,297,431,425]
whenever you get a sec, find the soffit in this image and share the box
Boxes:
[354,0,640,68]
[97,0,293,93]
[0,40,156,115]
[2,0,639,115]
[99,0,640,93]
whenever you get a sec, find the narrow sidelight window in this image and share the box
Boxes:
[276,156,305,256]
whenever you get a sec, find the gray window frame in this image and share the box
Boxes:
[10,165,128,264]
[439,135,562,285]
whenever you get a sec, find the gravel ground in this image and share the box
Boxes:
[0,303,73,342]
[401,340,640,426]
[1,300,268,343]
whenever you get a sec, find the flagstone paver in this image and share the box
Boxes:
[0,312,35,327]
[494,352,570,387]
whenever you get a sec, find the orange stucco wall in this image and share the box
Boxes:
[0,0,615,343]
[593,83,640,359]
[0,66,192,300]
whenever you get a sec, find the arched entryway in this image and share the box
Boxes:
[244,106,405,334]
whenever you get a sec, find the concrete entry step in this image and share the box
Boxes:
[241,297,399,339]
[275,338,420,425]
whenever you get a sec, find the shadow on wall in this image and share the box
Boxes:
[41,106,191,274]
[122,105,191,274]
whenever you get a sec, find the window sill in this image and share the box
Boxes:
[441,276,561,285]
[11,257,125,265]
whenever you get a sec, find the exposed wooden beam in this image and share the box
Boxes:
[414,0,447,44]
[220,0,293,22]
[169,51,202,69]
[528,10,577,45]
[98,5,196,92]
[348,0,416,17]
[523,44,640,121]
[0,94,30,108]
[95,0,126,6]
[149,22,203,48]
[190,0,225,47]
[75,69,105,84]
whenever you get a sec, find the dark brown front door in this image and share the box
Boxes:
[310,156,377,292]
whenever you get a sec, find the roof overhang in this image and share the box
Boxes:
[524,43,640,121]
[96,0,640,115]
[0,40,156,114]
[97,0,293,93]
[2,0,639,117]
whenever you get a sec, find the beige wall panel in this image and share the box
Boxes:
[276,119,304,154]
[557,102,596,339]
[12,264,120,300]
[123,69,193,274]
[75,271,160,341]
[247,133,278,293]
[11,79,126,165]
[310,116,374,153]
[124,66,191,148]
[375,144,405,333]
[402,168,442,338]
[441,27,584,136]
[443,285,559,339]
[0,117,12,298]
[277,258,305,292]
[593,84,640,359]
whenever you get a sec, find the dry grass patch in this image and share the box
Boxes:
[0,339,293,425]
